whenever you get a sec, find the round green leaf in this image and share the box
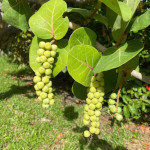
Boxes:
[67,45,100,86]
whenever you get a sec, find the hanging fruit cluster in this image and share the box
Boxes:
[33,41,58,108]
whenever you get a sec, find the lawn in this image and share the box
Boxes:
[0,57,147,150]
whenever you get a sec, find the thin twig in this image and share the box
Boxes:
[87,134,93,147]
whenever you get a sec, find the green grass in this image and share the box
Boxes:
[0,57,133,150]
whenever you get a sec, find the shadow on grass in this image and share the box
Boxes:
[0,84,35,100]
[63,106,79,121]
[73,125,127,150]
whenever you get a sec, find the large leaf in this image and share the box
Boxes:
[67,8,108,27]
[29,36,41,72]
[1,0,32,31]
[69,27,97,49]
[72,82,87,100]
[112,0,140,42]
[101,0,132,22]
[131,9,150,33]
[94,40,143,73]
[53,39,69,77]
[123,106,130,119]
[29,0,69,40]
[68,45,100,86]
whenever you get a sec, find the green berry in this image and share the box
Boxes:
[47,57,54,64]
[48,87,53,93]
[109,105,116,113]
[89,104,96,110]
[37,49,44,56]
[40,92,48,99]
[50,51,56,57]
[45,69,52,75]
[46,81,52,87]
[108,99,116,105]
[91,81,100,88]
[86,98,91,104]
[36,91,41,96]
[52,44,58,51]
[110,93,117,99]
[33,76,41,83]
[43,62,51,69]
[100,92,105,97]
[90,87,96,93]
[95,110,101,117]
[91,98,98,104]
[40,55,47,63]
[45,42,52,50]
[38,67,45,74]
[42,86,49,93]
[37,82,44,89]
[89,127,96,134]
[96,87,104,92]
[88,92,94,99]
[88,110,94,116]
[84,130,90,137]
[38,96,43,101]
[49,99,55,105]
[83,119,90,125]
[96,103,102,109]
[99,97,104,103]
[84,105,89,111]
[95,117,100,121]
[115,113,123,121]
[96,73,103,81]
[48,93,54,99]
[90,116,97,121]
[42,104,49,109]
[117,107,122,113]
[100,81,104,86]
[44,51,51,58]
[95,128,100,135]
[39,41,45,49]
[94,92,101,98]
[91,76,96,82]
[91,122,97,127]
[96,122,100,127]
[84,114,90,120]
[34,84,39,91]
[43,98,50,104]
[36,57,41,63]
[42,76,49,84]
[35,71,41,76]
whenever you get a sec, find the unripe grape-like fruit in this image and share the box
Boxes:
[42,104,49,109]
[50,51,56,57]
[47,57,54,64]
[48,93,54,99]
[92,81,100,88]
[95,117,100,121]
[34,84,39,91]
[100,92,105,97]
[39,41,45,49]
[96,122,100,127]
[48,87,53,93]
[94,92,101,98]
[46,81,52,87]
[42,76,49,84]
[40,55,47,63]
[45,42,52,50]
[97,87,104,92]
[52,44,58,51]
[91,98,98,104]
[89,103,96,110]
[95,110,101,117]
[84,104,89,111]
[115,113,123,121]
[35,71,41,77]
[49,99,54,105]
[88,110,94,116]
[96,73,103,81]
[42,86,49,93]
[109,105,116,113]
[43,62,51,69]
[38,67,45,74]
[99,81,104,86]
[37,49,44,56]
[44,50,51,58]
[91,76,96,82]
[84,114,90,120]
[89,127,96,134]
[86,98,91,104]
[33,76,41,83]
[95,128,100,135]
[90,116,97,122]
[84,130,90,138]
[40,92,47,99]
[45,69,52,75]
[99,97,104,103]
[117,107,122,113]
[37,82,44,89]
[36,57,41,63]
[110,93,117,99]
[108,99,116,105]
[83,119,90,125]
[88,92,94,99]
[91,121,97,127]
[36,91,41,96]
[43,98,50,104]
[96,103,102,109]
[38,97,43,101]
[90,87,96,93]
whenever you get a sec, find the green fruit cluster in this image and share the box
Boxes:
[108,93,123,121]
[83,73,105,137]
[33,41,58,108]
